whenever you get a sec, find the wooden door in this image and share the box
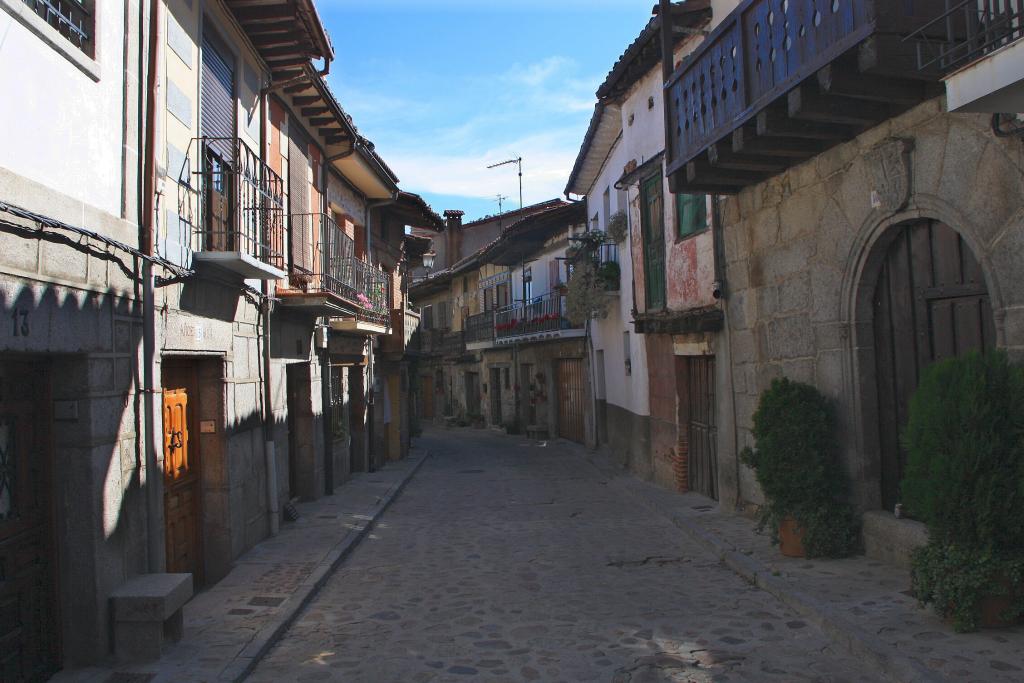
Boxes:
[464,372,480,418]
[873,220,995,510]
[163,375,203,585]
[421,374,434,419]
[489,368,502,425]
[0,360,58,682]
[557,359,585,443]
[684,356,718,500]
[641,175,666,311]
[520,363,536,425]
[286,364,313,499]
[348,367,366,472]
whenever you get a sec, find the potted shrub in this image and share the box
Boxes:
[902,350,1024,631]
[740,378,859,559]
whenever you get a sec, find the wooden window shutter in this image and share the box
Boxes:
[288,120,312,271]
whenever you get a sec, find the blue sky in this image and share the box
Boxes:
[319,1,657,221]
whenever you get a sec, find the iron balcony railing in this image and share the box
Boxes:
[418,328,446,355]
[286,212,391,322]
[495,291,580,341]
[465,310,496,344]
[907,0,1023,71]
[179,137,286,271]
[441,330,466,357]
[23,0,91,54]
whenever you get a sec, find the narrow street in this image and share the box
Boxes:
[249,428,872,683]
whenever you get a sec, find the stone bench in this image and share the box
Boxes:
[109,573,193,662]
[526,424,548,440]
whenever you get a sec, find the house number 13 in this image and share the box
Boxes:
[11,309,29,337]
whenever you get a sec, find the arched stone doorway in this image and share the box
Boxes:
[870,219,995,510]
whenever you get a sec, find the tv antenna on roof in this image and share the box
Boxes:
[495,194,508,215]
[486,156,523,210]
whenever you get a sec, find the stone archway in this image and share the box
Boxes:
[858,218,995,511]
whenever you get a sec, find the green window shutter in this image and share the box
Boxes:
[676,193,707,238]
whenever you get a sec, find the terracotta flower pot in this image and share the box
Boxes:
[778,516,806,558]
[977,576,1023,629]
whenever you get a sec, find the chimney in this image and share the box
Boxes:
[444,209,465,263]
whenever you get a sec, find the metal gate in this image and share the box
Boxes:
[557,358,586,443]
[163,376,203,585]
[686,357,718,500]
[0,360,58,682]
[872,220,995,510]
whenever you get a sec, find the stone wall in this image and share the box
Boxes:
[718,97,1024,510]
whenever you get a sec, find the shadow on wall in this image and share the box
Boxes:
[0,282,146,669]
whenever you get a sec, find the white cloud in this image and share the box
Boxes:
[384,127,586,204]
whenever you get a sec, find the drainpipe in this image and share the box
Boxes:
[364,194,398,470]
[141,0,163,574]
[259,83,280,536]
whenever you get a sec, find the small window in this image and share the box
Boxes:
[26,0,95,57]
[677,193,707,238]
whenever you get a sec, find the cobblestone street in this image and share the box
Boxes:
[249,428,875,683]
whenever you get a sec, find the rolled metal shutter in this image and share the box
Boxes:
[201,31,235,161]
[288,118,312,271]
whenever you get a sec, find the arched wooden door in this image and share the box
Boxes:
[872,220,995,511]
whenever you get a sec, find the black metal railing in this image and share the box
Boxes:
[441,330,466,357]
[23,0,91,55]
[907,0,1023,71]
[465,310,496,344]
[179,137,286,271]
[282,212,391,323]
[419,328,446,355]
[495,292,579,340]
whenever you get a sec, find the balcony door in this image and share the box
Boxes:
[641,175,666,311]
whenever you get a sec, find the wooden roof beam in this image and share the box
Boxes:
[757,106,855,141]
[817,63,933,105]
[787,84,891,127]
[732,126,827,158]
[301,106,329,117]
[708,142,788,174]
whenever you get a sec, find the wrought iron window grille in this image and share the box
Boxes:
[22,0,92,55]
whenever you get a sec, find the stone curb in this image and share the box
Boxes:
[219,450,430,682]
[607,473,942,683]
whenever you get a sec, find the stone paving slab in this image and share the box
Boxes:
[53,450,427,683]
[248,428,886,682]
[581,444,1024,683]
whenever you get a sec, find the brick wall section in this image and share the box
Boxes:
[645,333,677,488]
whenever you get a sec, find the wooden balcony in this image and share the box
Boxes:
[663,0,947,193]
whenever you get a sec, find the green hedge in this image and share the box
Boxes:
[741,378,859,558]
[902,351,1024,630]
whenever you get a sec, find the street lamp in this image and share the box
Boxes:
[422,250,436,270]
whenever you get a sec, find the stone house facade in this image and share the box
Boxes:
[0,0,431,675]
